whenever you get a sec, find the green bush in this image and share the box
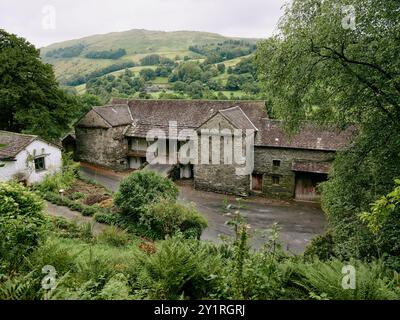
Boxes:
[94,212,120,225]
[0,273,43,300]
[114,171,178,219]
[304,232,336,261]
[0,182,48,273]
[98,274,133,300]
[359,179,400,270]
[141,200,208,239]
[97,226,130,247]
[35,152,79,193]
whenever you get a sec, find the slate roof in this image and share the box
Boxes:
[81,99,354,152]
[126,100,266,129]
[256,119,355,151]
[219,106,258,131]
[0,131,37,160]
[292,160,332,174]
[92,104,133,127]
[125,121,193,138]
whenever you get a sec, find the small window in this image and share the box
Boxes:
[273,160,281,167]
[34,157,46,172]
[272,176,280,186]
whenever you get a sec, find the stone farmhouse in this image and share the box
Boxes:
[0,131,62,185]
[75,99,353,201]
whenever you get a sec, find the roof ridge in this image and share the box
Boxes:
[219,106,241,112]
[0,130,37,138]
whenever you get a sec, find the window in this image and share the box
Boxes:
[272,175,280,186]
[273,160,281,167]
[34,157,46,172]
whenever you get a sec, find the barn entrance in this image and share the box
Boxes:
[294,172,327,201]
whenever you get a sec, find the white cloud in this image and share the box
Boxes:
[0,0,289,47]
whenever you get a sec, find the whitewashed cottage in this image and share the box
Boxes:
[0,131,62,185]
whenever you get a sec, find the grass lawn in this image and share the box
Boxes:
[152,77,169,85]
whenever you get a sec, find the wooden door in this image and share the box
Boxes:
[252,174,263,191]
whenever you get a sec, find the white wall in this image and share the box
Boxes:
[0,139,62,185]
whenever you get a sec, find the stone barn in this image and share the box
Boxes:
[75,99,354,201]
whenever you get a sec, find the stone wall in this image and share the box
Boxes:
[76,126,129,171]
[193,113,251,196]
[253,147,335,198]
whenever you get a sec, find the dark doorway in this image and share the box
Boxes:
[62,134,77,160]
[252,174,263,191]
[295,172,327,201]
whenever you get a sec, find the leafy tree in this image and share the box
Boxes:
[359,179,400,270]
[140,54,161,66]
[172,61,203,84]
[225,75,242,90]
[257,0,400,260]
[140,68,157,82]
[155,66,172,77]
[217,63,226,74]
[0,29,79,139]
[232,56,257,78]
[171,81,189,93]
[187,81,205,99]
[76,93,102,117]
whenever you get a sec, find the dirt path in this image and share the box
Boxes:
[45,201,107,235]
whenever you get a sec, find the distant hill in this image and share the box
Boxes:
[41,29,261,84]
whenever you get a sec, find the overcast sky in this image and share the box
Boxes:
[0,0,289,48]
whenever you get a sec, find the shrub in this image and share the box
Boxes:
[51,216,92,240]
[0,273,43,300]
[97,226,130,247]
[0,182,48,273]
[94,212,120,225]
[291,259,400,300]
[114,171,178,219]
[35,153,79,193]
[359,179,400,270]
[98,274,132,300]
[133,236,223,299]
[141,200,208,239]
[304,232,336,261]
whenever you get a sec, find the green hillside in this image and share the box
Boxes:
[41,29,260,84]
